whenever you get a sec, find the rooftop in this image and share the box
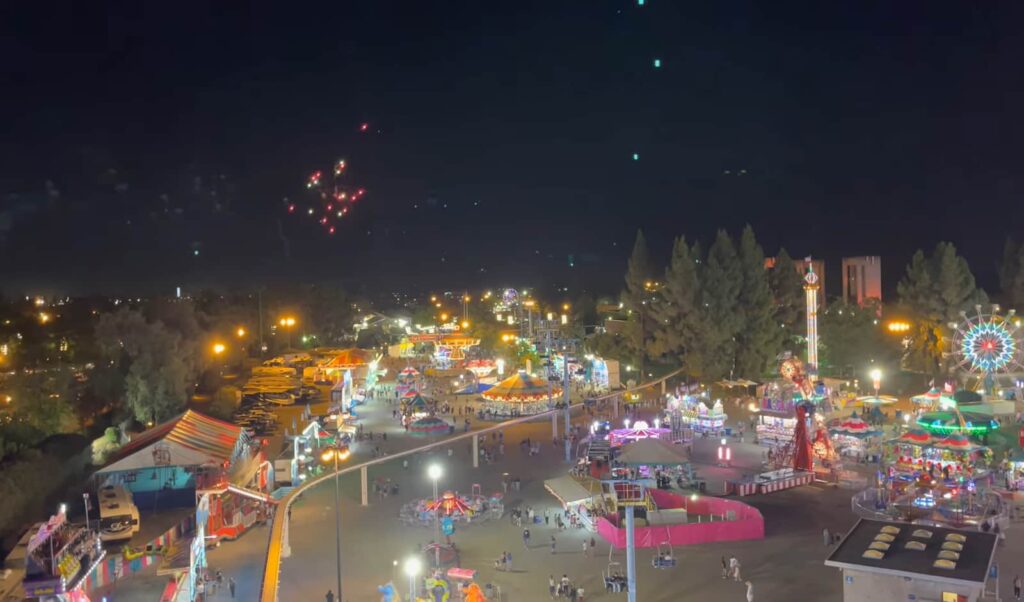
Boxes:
[825,518,997,587]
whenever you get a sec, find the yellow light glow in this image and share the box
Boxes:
[440,313,449,322]
[38,312,51,324]
[279,317,296,328]
[236,327,246,338]
[886,321,911,333]
[524,300,535,307]
[562,303,570,311]
[461,320,470,329]
[212,343,226,355]
[430,296,437,302]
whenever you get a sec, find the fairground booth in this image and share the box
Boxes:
[95,411,274,543]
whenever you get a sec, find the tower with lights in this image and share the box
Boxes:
[804,260,820,376]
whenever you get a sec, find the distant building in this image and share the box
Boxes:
[765,256,826,307]
[841,256,882,306]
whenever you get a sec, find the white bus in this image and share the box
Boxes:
[98,485,140,542]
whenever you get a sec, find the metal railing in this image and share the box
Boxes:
[259,368,684,601]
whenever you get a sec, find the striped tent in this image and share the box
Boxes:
[98,410,244,474]
[481,370,561,403]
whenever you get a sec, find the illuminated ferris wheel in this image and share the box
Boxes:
[949,305,1024,377]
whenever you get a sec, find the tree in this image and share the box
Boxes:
[819,300,898,377]
[999,238,1024,310]
[769,248,804,352]
[698,230,743,380]
[649,236,703,375]
[733,226,780,378]
[621,229,655,376]
[8,368,76,436]
[95,308,201,424]
[897,242,987,375]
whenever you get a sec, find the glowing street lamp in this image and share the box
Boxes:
[403,556,422,602]
[322,445,351,600]
[212,343,226,355]
[278,316,297,348]
[427,464,443,566]
[236,327,247,338]
[870,368,882,398]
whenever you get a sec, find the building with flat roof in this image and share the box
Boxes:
[825,518,998,602]
[842,256,882,306]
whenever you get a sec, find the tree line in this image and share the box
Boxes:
[608,229,1024,382]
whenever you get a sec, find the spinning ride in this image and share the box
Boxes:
[949,305,1024,391]
[480,370,561,415]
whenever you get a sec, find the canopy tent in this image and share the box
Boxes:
[409,416,449,434]
[895,428,934,446]
[404,395,431,410]
[324,348,373,370]
[608,427,672,447]
[616,437,690,466]
[828,414,882,439]
[398,366,420,379]
[543,475,595,507]
[98,410,244,474]
[481,371,561,403]
[911,387,957,409]
[931,434,988,453]
[464,359,496,378]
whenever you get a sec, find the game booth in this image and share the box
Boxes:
[666,395,727,434]
[827,413,882,460]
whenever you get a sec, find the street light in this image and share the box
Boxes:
[427,464,443,567]
[321,445,351,601]
[278,316,297,349]
[403,556,422,602]
[212,343,226,355]
[870,368,882,398]
[236,327,246,338]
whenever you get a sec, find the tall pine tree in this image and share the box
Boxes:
[734,226,780,378]
[622,229,654,375]
[897,242,987,375]
[649,236,704,376]
[769,248,804,353]
[999,238,1024,310]
[699,230,743,380]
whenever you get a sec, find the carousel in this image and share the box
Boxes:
[479,370,561,416]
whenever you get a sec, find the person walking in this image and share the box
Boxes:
[721,556,729,579]
[746,581,754,602]
[823,527,831,546]
[582,540,589,557]
[590,536,596,555]
[506,550,512,571]
[1014,574,1022,600]
[523,528,531,549]
[228,577,236,598]
[549,575,557,599]
[730,556,741,581]
[550,535,557,554]
[325,589,335,602]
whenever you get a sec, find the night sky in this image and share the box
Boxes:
[3,1,1024,297]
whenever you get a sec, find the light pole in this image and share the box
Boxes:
[403,556,421,602]
[427,464,443,567]
[83,493,91,532]
[279,316,296,350]
[321,445,351,601]
[870,368,882,399]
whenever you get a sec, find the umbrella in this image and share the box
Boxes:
[399,366,420,378]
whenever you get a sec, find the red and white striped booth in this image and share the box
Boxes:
[757,471,813,494]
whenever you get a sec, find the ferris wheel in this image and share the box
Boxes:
[949,305,1024,377]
